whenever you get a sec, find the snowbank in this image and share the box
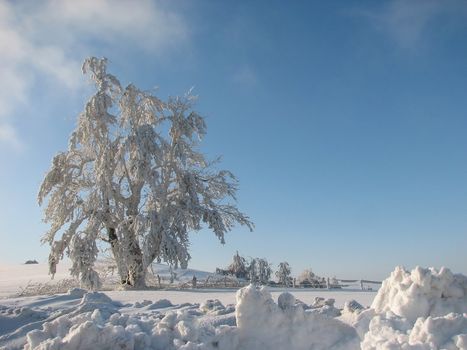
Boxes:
[234,286,360,350]
[371,266,467,322]
[362,266,467,349]
[1,265,466,350]
[20,286,360,350]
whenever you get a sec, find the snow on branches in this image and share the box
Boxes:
[276,262,292,287]
[38,57,253,288]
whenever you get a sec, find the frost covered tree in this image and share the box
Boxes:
[38,57,253,289]
[297,268,325,288]
[275,262,291,286]
[249,258,272,285]
[257,258,272,284]
[298,269,316,284]
[227,251,249,279]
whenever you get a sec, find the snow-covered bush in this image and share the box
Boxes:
[38,57,253,288]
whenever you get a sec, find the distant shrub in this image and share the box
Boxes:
[24,260,38,264]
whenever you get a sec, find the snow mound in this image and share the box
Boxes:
[147,299,173,310]
[134,299,152,308]
[23,286,360,350]
[362,266,467,349]
[371,266,467,322]
[235,285,360,350]
[278,291,295,310]
[80,291,114,305]
[410,313,467,348]
[200,299,232,315]
[26,310,137,350]
[362,311,467,349]
[25,292,160,350]
[14,266,467,350]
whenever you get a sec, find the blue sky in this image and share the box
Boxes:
[1,0,467,280]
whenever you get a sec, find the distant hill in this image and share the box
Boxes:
[149,263,217,282]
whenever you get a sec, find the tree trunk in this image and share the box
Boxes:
[108,227,130,285]
[126,237,146,288]
[108,226,146,288]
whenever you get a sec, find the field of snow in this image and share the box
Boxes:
[0,263,466,349]
[0,263,75,299]
[0,261,223,299]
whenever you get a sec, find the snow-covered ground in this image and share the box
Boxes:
[0,263,74,299]
[0,261,220,299]
[0,263,466,349]
[104,288,375,310]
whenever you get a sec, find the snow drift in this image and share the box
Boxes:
[1,265,466,349]
[20,286,359,350]
[362,266,467,349]
[234,286,360,350]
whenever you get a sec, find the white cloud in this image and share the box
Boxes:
[357,0,467,49]
[0,0,188,150]
[372,0,440,49]
[29,0,188,52]
[0,123,23,151]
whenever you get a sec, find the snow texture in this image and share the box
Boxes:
[16,286,360,350]
[1,266,466,350]
[361,266,467,349]
[234,285,360,350]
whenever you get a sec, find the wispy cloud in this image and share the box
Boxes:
[356,0,467,50]
[0,0,188,150]
[233,65,259,87]
[0,123,23,151]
